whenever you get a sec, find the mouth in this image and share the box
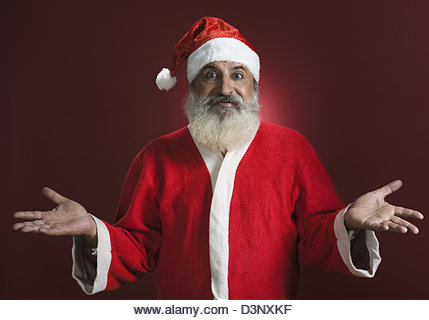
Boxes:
[216,97,239,108]
[206,95,241,113]
[218,102,235,108]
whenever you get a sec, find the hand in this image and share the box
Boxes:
[344,180,424,234]
[13,187,97,246]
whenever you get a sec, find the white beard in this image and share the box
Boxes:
[184,90,261,153]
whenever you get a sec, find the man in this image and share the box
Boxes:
[13,17,423,299]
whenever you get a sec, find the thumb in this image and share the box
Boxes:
[42,187,69,205]
[373,180,403,198]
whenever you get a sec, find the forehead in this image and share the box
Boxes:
[201,61,249,72]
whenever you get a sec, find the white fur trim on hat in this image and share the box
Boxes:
[187,38,260,84]
[156,68,177,91]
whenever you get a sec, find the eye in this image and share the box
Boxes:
[232,73,244,79]
[205,72,217,79]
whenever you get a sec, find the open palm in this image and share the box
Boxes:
[344,180,424,234]
[13,187,96,240]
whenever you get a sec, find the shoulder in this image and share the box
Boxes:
[146,126,191,151]
[256,121,313,153]
[133,126,193,163]
[251,121,324,175]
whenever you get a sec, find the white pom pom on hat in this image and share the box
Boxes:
[155,17,260,91]
[156,68,177,91]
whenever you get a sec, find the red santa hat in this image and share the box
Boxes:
[156,17,260,91]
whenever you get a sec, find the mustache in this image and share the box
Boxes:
[204,94,243,107]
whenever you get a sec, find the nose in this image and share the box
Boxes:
[217,74,234,96]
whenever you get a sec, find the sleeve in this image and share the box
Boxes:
[72,148,162,294]
[72,215,112,294]
[294,136,380,277]
[333,207,381,277]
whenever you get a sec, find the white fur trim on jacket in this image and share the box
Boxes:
[187,38,260,84]
[334,205,381,277]
[72,215,112,294]
[191,128,258,300]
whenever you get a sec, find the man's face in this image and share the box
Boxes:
[184,61,260,153]
[191,61,255,119]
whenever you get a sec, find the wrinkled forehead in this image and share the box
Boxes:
[199,61,250,73]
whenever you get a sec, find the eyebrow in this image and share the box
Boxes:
[202,65,219,71]
[232,65,247,72]
[201,64,248,72]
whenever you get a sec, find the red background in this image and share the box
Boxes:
[1,1,428,299]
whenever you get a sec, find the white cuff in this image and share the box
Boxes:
[71,215,112,294]
[334,205,381,277]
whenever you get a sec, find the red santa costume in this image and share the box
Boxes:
[72,17,381,299]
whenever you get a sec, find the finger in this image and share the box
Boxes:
[394,206,424,220]
[373,180,403,198]
[13,220,47,230]
[13,222,68,237]
[391,216,419,234]
[12,222,25,231]
[385,220,408,233]
[19,224,51,233]
[26,224,66,236]
[369,221,389,232]
[42,187,69,205]
[13,211,44,220]
[22,220,45,226]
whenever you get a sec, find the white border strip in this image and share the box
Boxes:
[1,300,425,320]
[334,206,381,277]
[72,215,112,294]
[208,142,253,300]
[192,132,256,300]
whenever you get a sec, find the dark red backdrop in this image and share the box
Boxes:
[1,1,428,299]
